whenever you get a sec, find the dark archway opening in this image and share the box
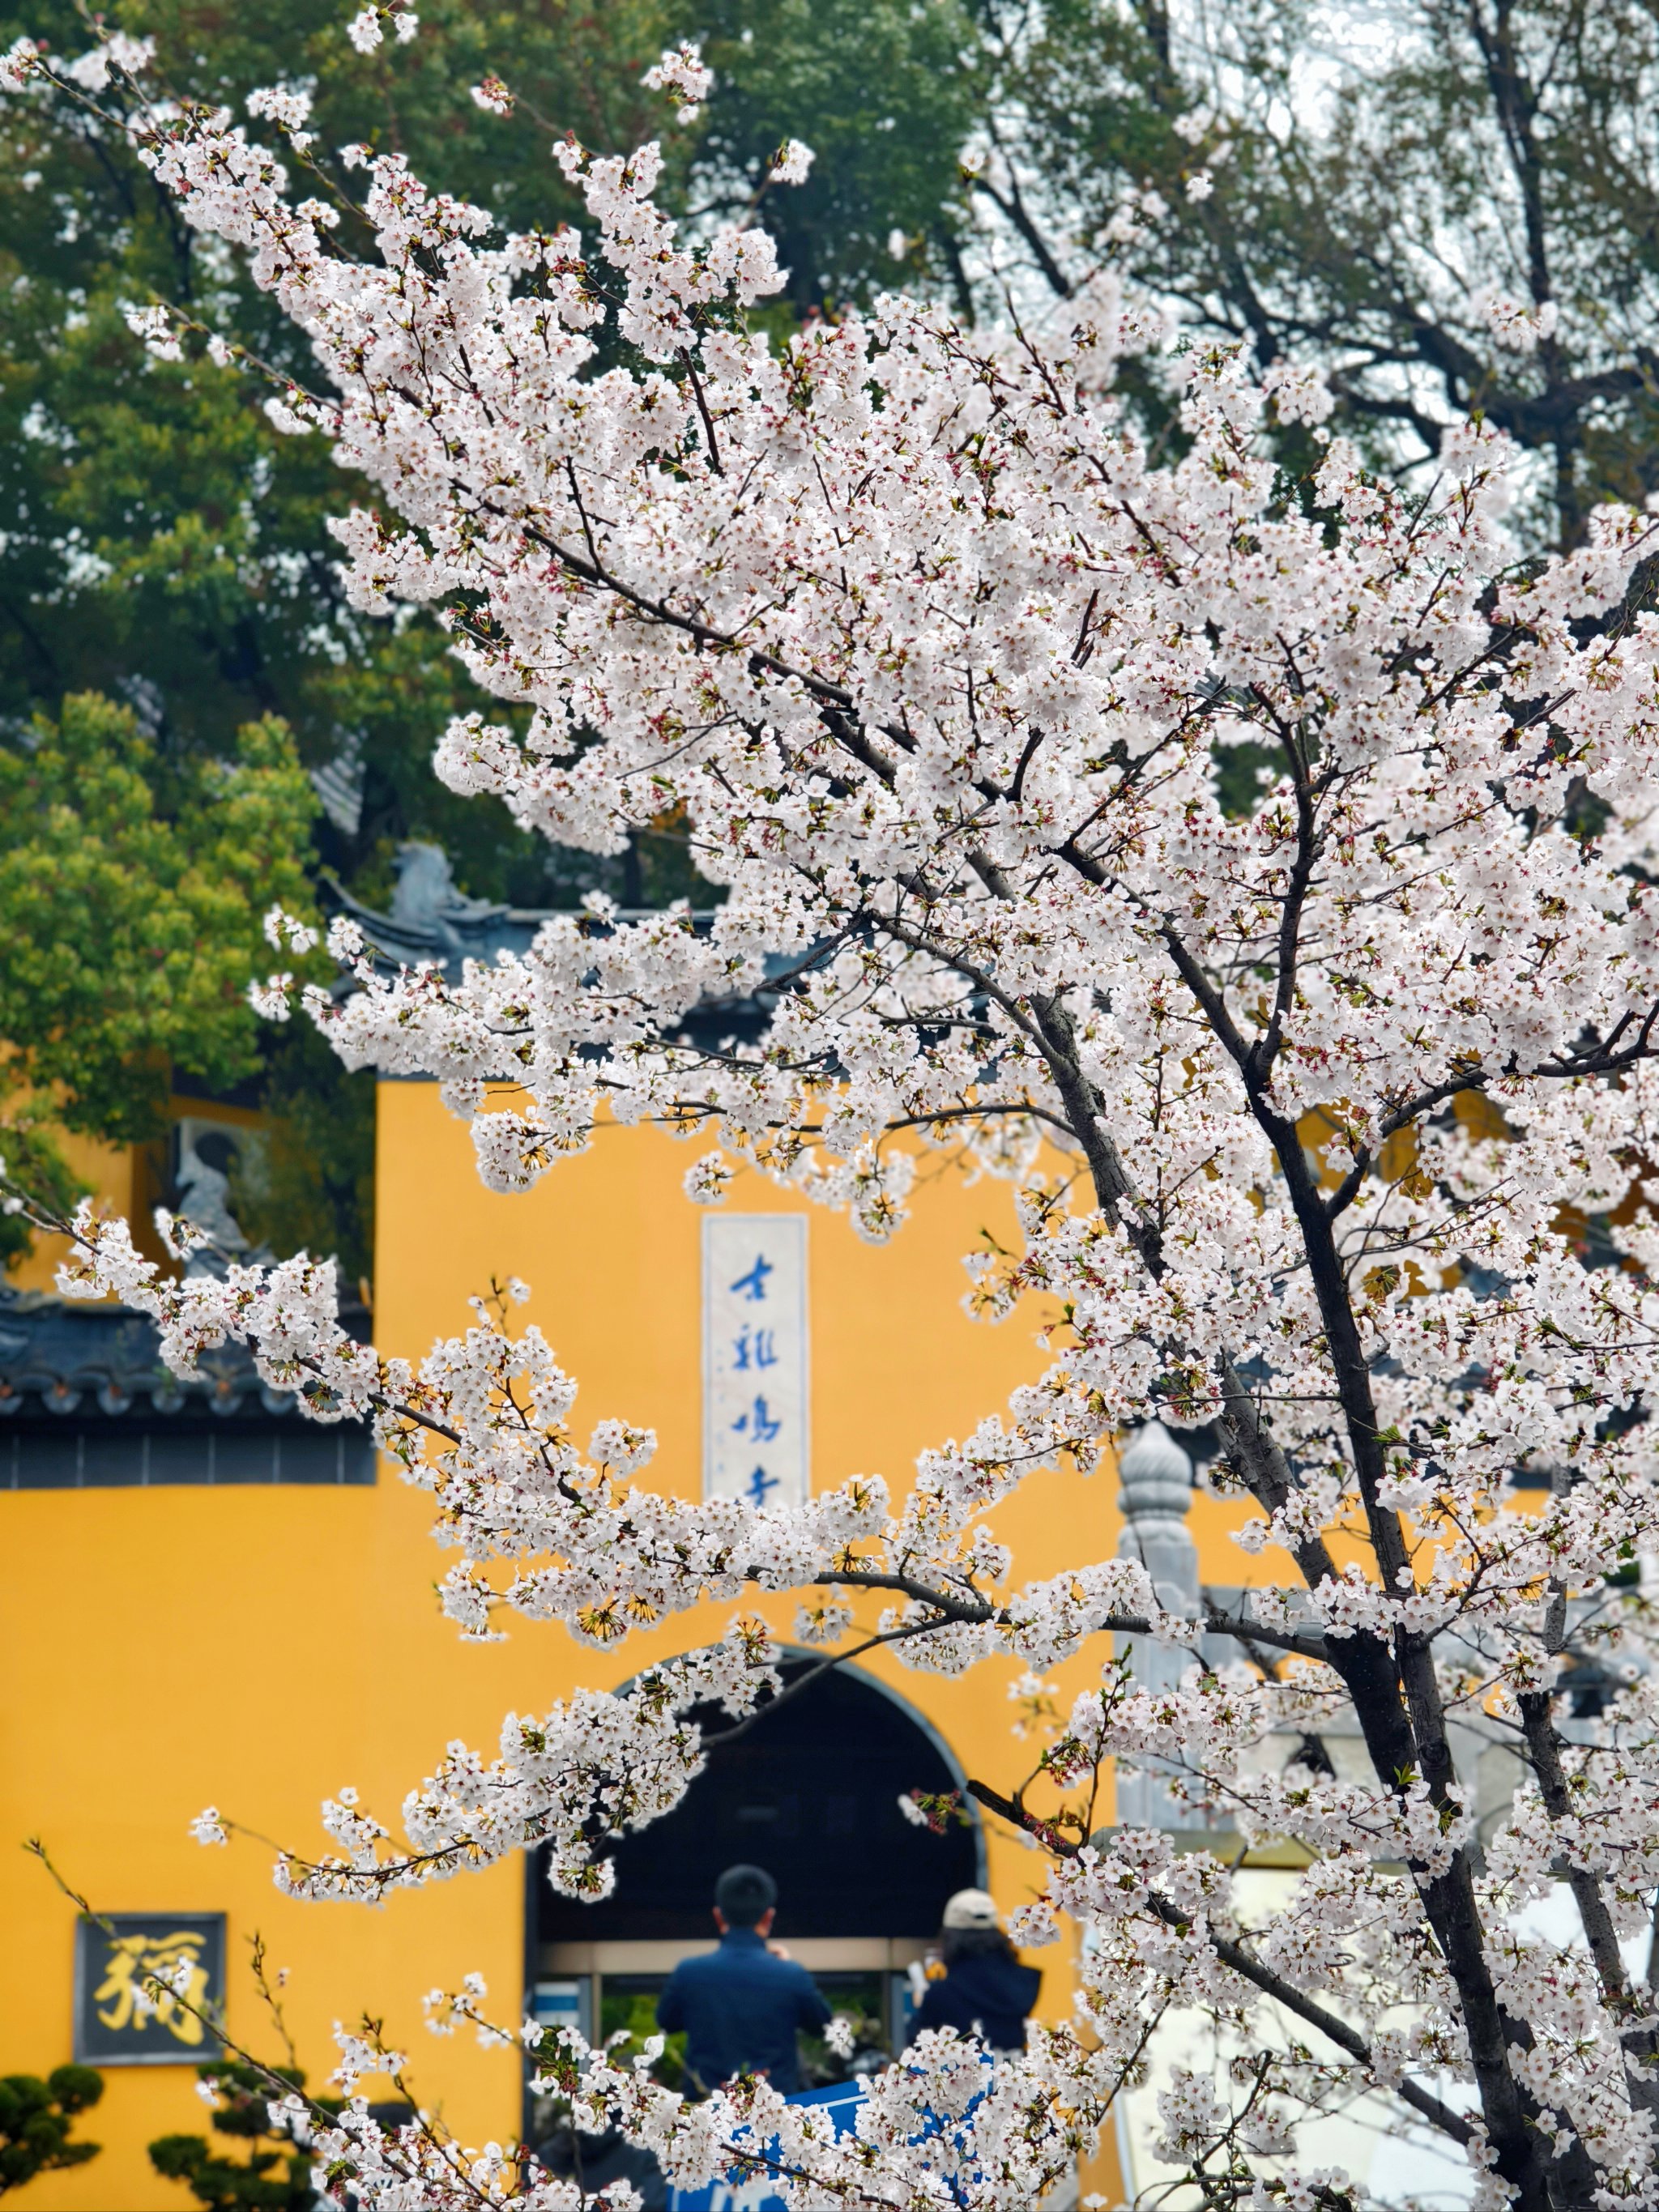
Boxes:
[535,1660,982,1945]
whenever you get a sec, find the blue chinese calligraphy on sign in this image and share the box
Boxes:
[702,1217,809,1510]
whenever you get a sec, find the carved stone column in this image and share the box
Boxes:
[1113,1420,1207,1831]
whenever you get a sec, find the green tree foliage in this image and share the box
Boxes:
[0,2065,102,2196]
[0,0,983,885]
[0,0,990,1272]
[0,694,317,1140]
[0,0,672,902]
[149,2059,331,2212]
[675,0,983,315]
[0,692,316,1264]
[984,0,1659,545]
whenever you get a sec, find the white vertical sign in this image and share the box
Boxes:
[702,1215,809,1511]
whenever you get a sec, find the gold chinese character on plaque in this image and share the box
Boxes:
[75,1915,224,2065]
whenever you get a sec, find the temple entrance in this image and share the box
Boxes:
[526,1656,982,2082]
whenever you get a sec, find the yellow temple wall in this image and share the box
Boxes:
[0,1077,1282,2208]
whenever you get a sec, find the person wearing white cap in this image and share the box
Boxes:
[906,1889,1041,2055]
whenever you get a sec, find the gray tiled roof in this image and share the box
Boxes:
[330,846,775,1045]
[0,1287,376,1489]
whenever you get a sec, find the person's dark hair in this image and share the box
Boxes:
[714,1863,777,1928]
[940,1925,1018,1967]
[193,1130,240,1174]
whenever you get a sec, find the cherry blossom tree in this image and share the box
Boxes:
[10,23,1659,2211]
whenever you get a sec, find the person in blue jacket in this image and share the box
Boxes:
[656,1865,831,2098]
[906,1889,1041,2054]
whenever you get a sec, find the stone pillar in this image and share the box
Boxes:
[1113,1419,1207,1831]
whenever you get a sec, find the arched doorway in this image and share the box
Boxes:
[524,1656,982,2084]
[538,1656,981,1945]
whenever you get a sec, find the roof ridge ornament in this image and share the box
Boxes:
[1114,1419,1207,1833]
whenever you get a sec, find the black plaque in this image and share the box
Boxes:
[74,1913,224,2065]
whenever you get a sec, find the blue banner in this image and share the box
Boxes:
[667,2081,864,2212]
